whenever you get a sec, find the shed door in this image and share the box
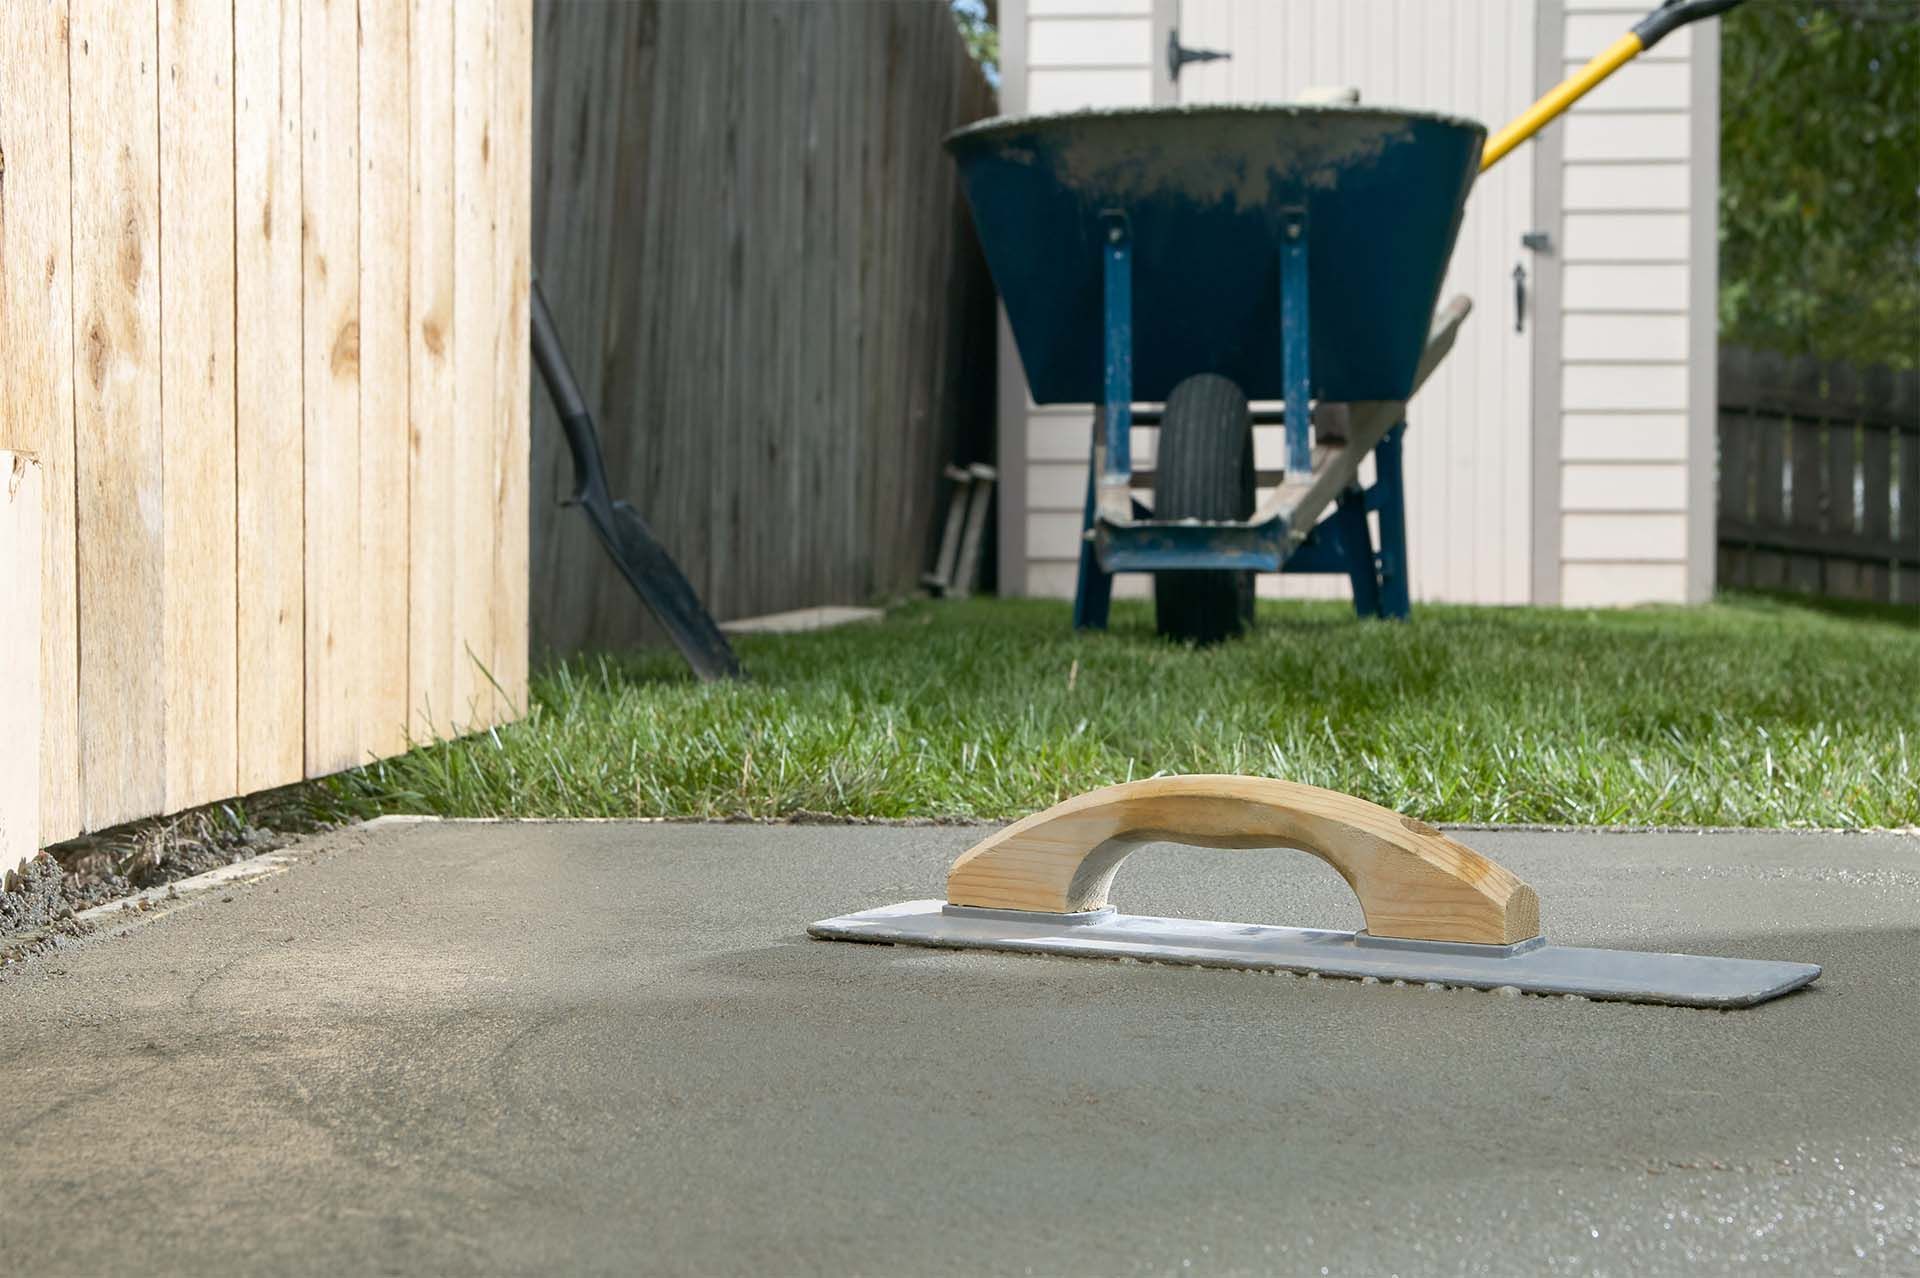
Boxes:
[1175,0,1545,604]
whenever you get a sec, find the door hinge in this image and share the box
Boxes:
[1167,28,1230,83]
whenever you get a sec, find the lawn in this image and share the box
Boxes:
[317,594,1919,829]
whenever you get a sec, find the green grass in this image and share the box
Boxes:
[316,593,1920,829]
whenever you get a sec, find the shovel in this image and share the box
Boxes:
[1481,0,1744,172]
[530,281,743,682]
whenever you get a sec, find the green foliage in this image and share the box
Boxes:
[315,596,1920,829]
[949,0,1000,85]
[1720,1,1920,367]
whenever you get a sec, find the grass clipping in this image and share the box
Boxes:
[315,595,1919,829]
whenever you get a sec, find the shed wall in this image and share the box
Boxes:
[1556,0,1715,604]
[997,0,1719,608]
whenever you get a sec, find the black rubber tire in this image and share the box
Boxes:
[1153,373,1255,645]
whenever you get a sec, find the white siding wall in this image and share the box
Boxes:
[1557,1,1710,604]
[1004,0,1167,601]
[998,0,1718,608]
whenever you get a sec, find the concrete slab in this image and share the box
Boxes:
[2,820,1915,1276]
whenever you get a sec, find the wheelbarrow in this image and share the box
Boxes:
[946,0,1741,642]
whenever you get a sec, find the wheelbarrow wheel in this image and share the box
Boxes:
[1153,373,1255,645]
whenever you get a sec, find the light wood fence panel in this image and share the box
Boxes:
[0,0,530,849]
[361,0,412,759]
[3,455,42,881]
[70,0,166,830]
[301,0,362,775]
[159,0,239,811]
[409,0,458,738]
[493,0,533,718]
[235,0,307,793]
[452,0,498,726]
[0,2,80,842]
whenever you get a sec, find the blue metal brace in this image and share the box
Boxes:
[1333,488,1382,617]
[1278,207,1313,476]
[1100,211,1134,481]
[1073,211,1134,630]
[1370,422,1411,619]
[1280,489,1380,618]
[1279,420,1413,621]
[1071,411,1115,630]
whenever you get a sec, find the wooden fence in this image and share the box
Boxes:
[1718,348,1919,605]
[529,0,997,654]
[0,0,531,848]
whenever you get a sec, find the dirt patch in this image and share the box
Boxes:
[0,856,92,967]
[2,793,331,962]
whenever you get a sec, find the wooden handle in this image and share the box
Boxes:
[946,776,1540,945]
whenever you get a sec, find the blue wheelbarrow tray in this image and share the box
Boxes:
[947,104,1484,606]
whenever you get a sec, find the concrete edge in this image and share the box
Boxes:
[345,814,1920,838]
[72,853,301,928]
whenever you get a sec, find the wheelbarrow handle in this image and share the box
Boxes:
[1481,0,1744,173]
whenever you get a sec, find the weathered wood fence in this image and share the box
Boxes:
[529,0,996,654]
[1718,348,1919,605]
[1,0,531,848]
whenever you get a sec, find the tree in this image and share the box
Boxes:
[950,0,1000,87]
[1720,1,1920,367]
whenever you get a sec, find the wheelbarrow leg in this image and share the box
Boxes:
[1370,422,1412,619]
[1279,207,1313,475]
[1333,486,1383,618]
[1075,211,1135,632]
[1073,408,1115,631]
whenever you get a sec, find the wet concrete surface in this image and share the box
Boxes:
[2,819,1915,1275]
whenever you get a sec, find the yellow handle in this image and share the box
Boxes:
[1481,31,1643,173]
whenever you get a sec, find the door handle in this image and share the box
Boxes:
[1513,262,1527,333]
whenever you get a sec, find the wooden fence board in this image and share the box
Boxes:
[493,0,532,716]
[1720,346,1919,605]
[159,0,239,811]
[235,0,307,792]
[452,0,497,727]
[360,0,412,757]
[526,0,633,656]
[1859,426,1893,603]
[302,0,363,774]
[0,2,81,843]
[69,0,165,829]
[5,0,528,848]
[528,0,995,653]
[409,0,457,737]
[1898,372,1920,575]
[3,454,42,879]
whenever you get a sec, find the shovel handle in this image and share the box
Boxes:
[1481,0,1744,173]
[946,776,1540,945]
